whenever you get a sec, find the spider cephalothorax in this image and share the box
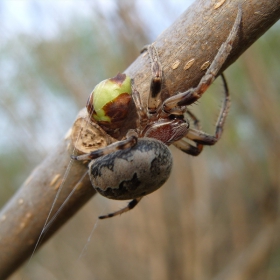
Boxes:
[72,8,242,219]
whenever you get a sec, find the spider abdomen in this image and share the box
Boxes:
[89,138,172,200]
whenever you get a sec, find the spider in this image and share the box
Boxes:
[72,8,241,219]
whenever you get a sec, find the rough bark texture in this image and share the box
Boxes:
[0,0,279,278]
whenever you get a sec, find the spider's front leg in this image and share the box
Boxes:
[142,45,163,115]
[165,7,241,156]
[71,134,137,161]
[163,7,241,111]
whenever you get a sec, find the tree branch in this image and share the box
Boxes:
[0,0,279,278]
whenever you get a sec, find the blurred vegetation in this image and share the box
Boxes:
[1,1,280,280]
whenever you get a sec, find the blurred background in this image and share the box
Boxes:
[1,1,280,279]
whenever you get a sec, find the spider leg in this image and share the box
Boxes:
[71,134,138,161]
[131,44,164,127]
[214,74,230,139]
[163,7,241,111]
[173,140,203,156]
[174,128,221,156]
[98,197,143,219]
[131,79,148,129]
[173,109,204,155]
[174,74,230,156]
[146,45,163,115]
[186,109,202,130]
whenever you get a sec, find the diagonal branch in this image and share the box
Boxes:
[0,0,279,278]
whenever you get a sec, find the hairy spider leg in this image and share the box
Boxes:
[98,197,143,219]
[162,7,241,111]
[214,74,230,139]
[146,45,163,115]
[72,135,138,161]
[131,79,149,129]
[172,109,203,156]
[173,74,230,156]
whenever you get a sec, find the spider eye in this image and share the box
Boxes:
[169,114,184,120]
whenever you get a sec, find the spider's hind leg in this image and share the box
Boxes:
[174,74,230,156]
[215,74,230,139]
[99,197,143,219]
[172,108,204,156]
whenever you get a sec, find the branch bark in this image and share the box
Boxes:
[0,0,279,278]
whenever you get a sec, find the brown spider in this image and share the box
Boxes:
[72,8,241,219]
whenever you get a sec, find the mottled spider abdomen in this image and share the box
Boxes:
[89,138,172,200]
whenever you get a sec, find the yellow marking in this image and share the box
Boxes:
[75,182,83,191]
[142,51,148,57]
[201,61,210,70]
[214,0,226,9]
[18,198,24,205]
[54,179,63,190]
[184,58,195,70]
[26,213,32,219]
[24,174,33,186]
[254,11,264,16]
[0,215,6,222]
[20,222,26,229]
[50,174,61,187]
[171,59,181,69]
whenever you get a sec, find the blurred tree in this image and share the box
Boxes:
[1,1,280,279]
